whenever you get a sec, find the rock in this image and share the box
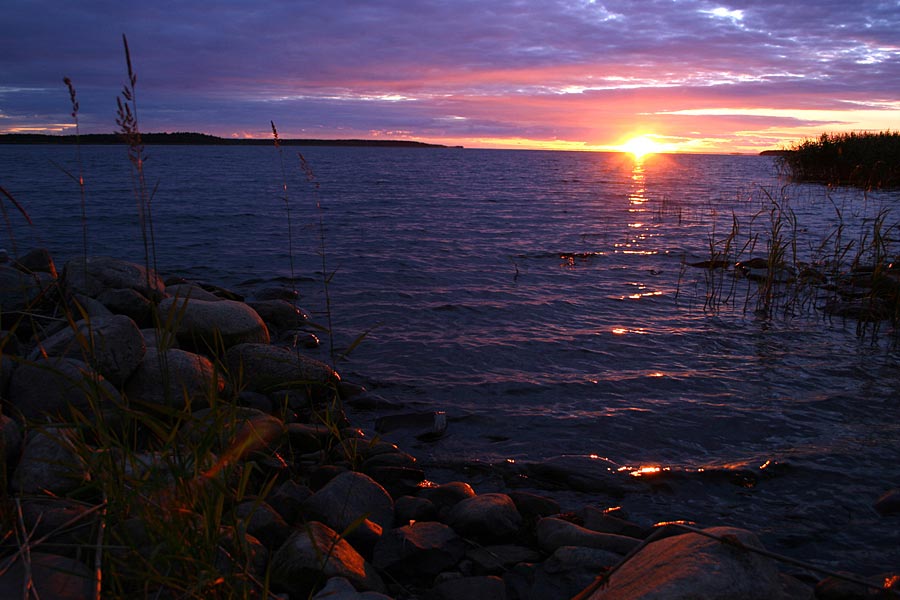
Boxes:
[70,293,114,318]
[247,299,308,330]
[526,546,624,600]
[166,283,223,302]
[158,297,269,352]
[365,465,426,499]
[254,286,298,301]
[226,343,339,393]
[1,415,22,471]
[269,480,314,525]
[19,498,99,558]
[29,314,146,387]
[12,427,87,495]
[63,256,164,300]
[466,544,542,573]
[814,572,891,599]
[874,489,900,516]
[447,493,523,541]
[304,471,394,533]
[373,521,466,577]
[433,575,507,600]
[1,354,14,399]
[376,411,448,441]
[234,500,290,549]
[1,329,20,356]
[286,422,335,453]
[587,526,782,599]
[215,529,269,587]
[418,481,476,515]
[7,356,121,422]
[13,247,57,276]
[125,347,223,409]
[0,552,93,600]
[270,521,385,593]
[394,496,437,525]
[526,455,645,496]
[96,287,154,324]
[312,576,393,599]
[0,264,45,314]
[580,506,646,538]
[182,407,285,456]
[536,517,640,555]
[508,490,560,521]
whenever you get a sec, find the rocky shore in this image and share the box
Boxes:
[0,251,897,599]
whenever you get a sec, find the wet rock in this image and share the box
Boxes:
[508,490,561,521]
[304,470,395,533]
[447,493,523,541]
[0,552,93,600]
[466,544,542,573]
[373,521,466,577]
[29,314,146,387]
[12,427,87,495]
[63,256,164,300]
[814,572,893,599]
[433,575,507,600]
[587,526,782,599]
[247,299,308,330]
[874,488,900,516]
[125,347,223,409]
[8,356,121,422]
[394,496,437,525]
[270,521,385,594]
[233,500,290,549]
[226,343,339,394]
[254,286,298,301]
[158,297,269,351]
[365,465,426,498]
[166,283,222,302]
[536,517,640,555]
[312,576,393,599]
[376,411,447,441]
[13,247,57,276]
[580,506,646,538]
[96,287,154,324]
[525,455,646,496]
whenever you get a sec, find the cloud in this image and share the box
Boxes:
[1,0,898,151]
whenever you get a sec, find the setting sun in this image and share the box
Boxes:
[619,135,662,158]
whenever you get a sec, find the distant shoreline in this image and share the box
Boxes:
[0,132,462,149]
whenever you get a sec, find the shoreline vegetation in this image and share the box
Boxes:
[0,132,461,149]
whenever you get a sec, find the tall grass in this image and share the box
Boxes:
[778,131,900,189]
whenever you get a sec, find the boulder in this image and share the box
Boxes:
[7,357,121,422]
[587,526,783,599]
[12,427,87,495]
[394,496,437,525]
[0,264,45,313]
[234,500,290,549]
[312,576,393,599]
[96,287,154,324]
[418,481,476,515]
[0,552,93,600]
[1,414,22,471]
[580,506,646,538]
[466,544,542,573]
[165,283,222,302]
[124,347,223,409]
[270,521,385,593]
[508,490,561,521]
[29,314,146,387]
[247,299,308,331]
[447,493,522,541]
[433,575,507,600]
[158,297,269,352]
[373,521,466,577]
[525,546,625,600]
[536,517,640,555]
[526,455,645,496]
[13,247,57,276]
[226,343,339,393]
[63,256,164,300]
[304,471,394,533]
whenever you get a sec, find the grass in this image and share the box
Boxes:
[778,130,900,189]
[0,37,363,599]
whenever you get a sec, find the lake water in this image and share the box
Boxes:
[3,144,900,575]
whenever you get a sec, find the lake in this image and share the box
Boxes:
[2,144,899,574]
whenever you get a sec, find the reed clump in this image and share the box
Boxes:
[778,131,900,189]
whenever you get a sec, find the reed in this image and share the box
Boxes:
[778,130,900,189]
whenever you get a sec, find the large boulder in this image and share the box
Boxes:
[587,526,783,599]
[158,297,269,352]
[29,314,146,387]
[270,521,385,594]
[63,256,164,300]
[373,521,465,577]
[124,347,223,409]
[447,493,522,541]
[536,517,640,555]
[7,356,121,422]
[304,471,394,534]
[226,343,339,393]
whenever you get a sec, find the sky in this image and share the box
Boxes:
[2,0,899,153]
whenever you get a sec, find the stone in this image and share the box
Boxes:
[304,471,394,533]
[227,343,339,393]
[159,297,269,351]
[166,283,223,302]
[7,356,121,422]
[874,488,900,516]
[125,347,223,409]
[507,490,560,521]
[466,544,542,573]
[268,479,314,525]
[234,500,290,549]
[13,247,57,276]
[247,299,308,330]
[12,427,87,495]
[182,407,285,456]
[1,414,22,470]
[814,572,889,599]
[433,575,507,600]
[526,455,646,496]
[418,481,476,514]
[96,287,154,324]
[0,264,45,314]
[587,526,782,599]
[29,314,146,387]
[19,498,99,558]
[394,496,438,525]
[373,521,466,577]
[536,517,640,555]
[312,576,394,599]
[63,255,164,300]
[70,293,114,318]
[447,493,522,541]
[580,506,646,538]
[0,552,93,599]
[270,521,385,593]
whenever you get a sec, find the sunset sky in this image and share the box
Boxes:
[2,0,899,153]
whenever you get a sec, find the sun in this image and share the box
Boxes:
[619,135,662,159]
